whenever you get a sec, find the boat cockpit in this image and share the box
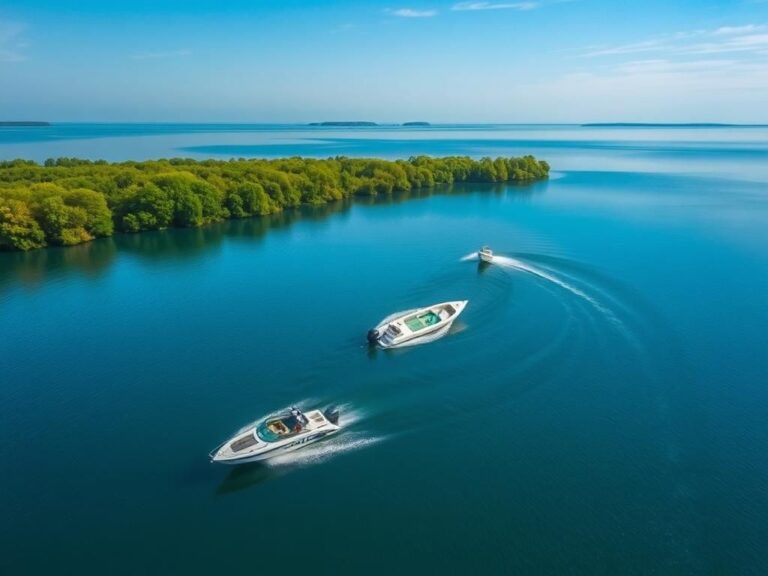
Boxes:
[256,409,309,442]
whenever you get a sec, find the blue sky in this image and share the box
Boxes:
[1,0,767,122]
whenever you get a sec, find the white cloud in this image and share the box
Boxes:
[582,24,768,58]
[0,20,27,62]
[389,8,438,17]
[452,1,538,10]
[514,57,768,122]
[713,24,763,35]
[530,23,768,121]
[131,49,192,60]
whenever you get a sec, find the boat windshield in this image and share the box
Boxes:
[256,414,302,442]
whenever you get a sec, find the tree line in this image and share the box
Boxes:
[0,155,549,251]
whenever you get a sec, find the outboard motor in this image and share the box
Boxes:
[366,328,380,344]
[324,405,340,425]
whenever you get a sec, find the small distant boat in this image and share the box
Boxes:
[478,246,493,263]
[210,406,340,465]
[367,300,468,348]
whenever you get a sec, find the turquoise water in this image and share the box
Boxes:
[1,125,767,574]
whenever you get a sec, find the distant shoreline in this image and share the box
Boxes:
[2,121,766,128]
[581,122,768,128]
[0,121,50,127]
[308,121,432,127]
[308,121,378,126]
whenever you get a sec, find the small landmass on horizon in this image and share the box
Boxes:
[308,121,378,126]
[581,122,766,128]
[0,121,51,127]
[308,121,432,127]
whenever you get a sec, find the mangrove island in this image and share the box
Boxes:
[0,155,549,252]
[308,121,378,127]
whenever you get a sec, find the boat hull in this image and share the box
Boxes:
[378,318,453,348]
[373,300,467,349]
[213,429,339,465]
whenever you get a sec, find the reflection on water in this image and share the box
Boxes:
[0,201,349,292]
[216,462,279,494]
[0,239,118,293]
[0,182,545,293]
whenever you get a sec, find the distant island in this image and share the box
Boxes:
[308,121,432,127]
[581,123,765,128]
[0,121,50,127]
[308,121,378,126]
[0,155,549,251]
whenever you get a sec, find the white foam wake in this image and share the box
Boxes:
[266,433,386,467]
[492,255,622,326]
[460,252,479,262]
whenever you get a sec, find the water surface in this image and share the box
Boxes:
[1,125,767,574]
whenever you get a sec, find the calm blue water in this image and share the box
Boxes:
[1,125,767,574]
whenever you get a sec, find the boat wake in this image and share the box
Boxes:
[467,252,622,327]
[266,432,387,468]
[496,256,618,320]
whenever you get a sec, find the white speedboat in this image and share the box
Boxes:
[367,300,468,348]
[478,246,493,263]
[210,406,340,465]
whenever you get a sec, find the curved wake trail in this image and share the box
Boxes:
[495,255,620,324]
[469,253,623,327]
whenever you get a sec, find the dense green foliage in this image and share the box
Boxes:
[0,155,549,251]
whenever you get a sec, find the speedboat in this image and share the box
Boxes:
[478,246,493,263]
[367,300,468,348]
[210,406,340,465]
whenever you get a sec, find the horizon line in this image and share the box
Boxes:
[3,121,768,127]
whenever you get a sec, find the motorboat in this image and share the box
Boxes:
[210,406,340,465]
[478,246,493,263]
[367,300,468,348]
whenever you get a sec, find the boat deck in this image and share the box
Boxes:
[404,311,440,332]
[231,434,259,452]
